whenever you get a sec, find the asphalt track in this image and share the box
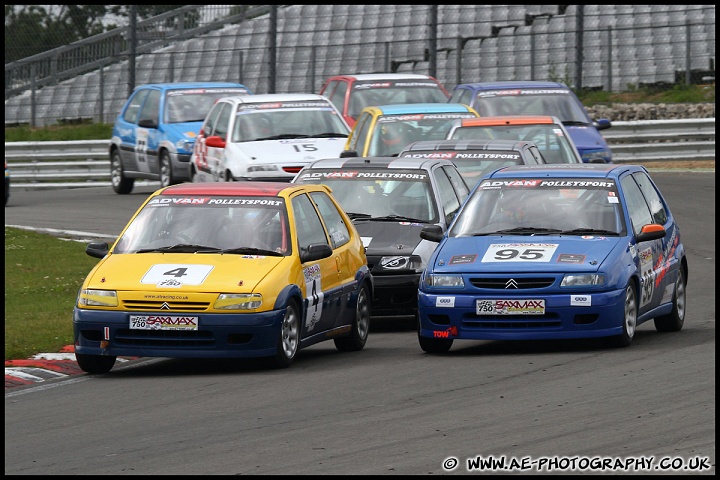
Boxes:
[4,169,715,475]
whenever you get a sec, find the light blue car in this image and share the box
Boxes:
[448,81,613,163]
[109,82,252,194]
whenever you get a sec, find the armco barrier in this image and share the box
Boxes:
[4,119,715,190]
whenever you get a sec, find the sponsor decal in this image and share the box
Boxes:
[557,253,586,264]
[449,254,477,265]
[639,246,655,307]
[436,296,455,308]
[570,295,591,306]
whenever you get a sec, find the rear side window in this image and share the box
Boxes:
[310,191,351,249]
[632,172,668,225]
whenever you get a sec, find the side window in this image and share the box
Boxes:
[448,88,469,104]
[621,175,654,236]
[213,103,232,141]
[633,172,668,225]
[122,90,149,124]
[349,112,372,151]
[201,102,224,137]
[309,191,351,249]
[138,90,161,125]
[330,81,349,114]
[434,168,462,223]
[292,194,330,255]
[442,165,470,200]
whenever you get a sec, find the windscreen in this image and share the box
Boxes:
[349,80,449,117]
[295,169,438,223]
[164,88,250,123]
[472,89,589,124]
[114,196,290,255]
[450,177,626,237]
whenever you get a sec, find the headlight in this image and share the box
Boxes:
[424,274,465,288]
[176,139,194,152]
[79,289,118,307]
[378,255,423,272]
[214,293,262,310]
[561,274,605,287]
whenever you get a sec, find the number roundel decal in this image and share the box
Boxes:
[481,244,559,262]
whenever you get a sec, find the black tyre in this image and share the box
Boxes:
[272,300,301,368]
[159,150,175,187]
[335,282,371,352]
[417,314,453,353]
[654,269,686,332]
[75,353,117,374]
[603,282,637,348]
[110,149,134,194]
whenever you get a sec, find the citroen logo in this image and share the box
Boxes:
[505,279,518,289]
[160,302,171,310]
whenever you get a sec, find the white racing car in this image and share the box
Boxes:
[190,93,351,182]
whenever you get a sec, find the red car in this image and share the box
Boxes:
[319,73,450,127]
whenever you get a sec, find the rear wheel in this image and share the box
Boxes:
[75,353,116,374]
[335,282,370,352]
[159,150,175,187]
[603,282,637,348]
[272,300,300,368]
[654,269,686,332]
[417,314,453,353]
[110,149,134,194]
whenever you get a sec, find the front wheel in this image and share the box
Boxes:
[110,150,134,194]
[417,314,453,353]
[654,269,686,332]
[603,282,637,348]
[272,300,300,368]
[75,353,117,374]
[335,282,371,352]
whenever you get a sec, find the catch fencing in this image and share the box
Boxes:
[5,118,716,190]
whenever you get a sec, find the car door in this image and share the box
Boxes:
[620,172,675,315]
[134,89,161,176]
[291,192,343,336]
[117,88,149,173]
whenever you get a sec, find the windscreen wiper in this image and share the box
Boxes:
[136,244,221,253]
[219,247,284,256]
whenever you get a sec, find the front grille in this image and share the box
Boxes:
[121,300,210,311]
[114,328,215,347]
[469,277,555,289]
[462,312,561,329]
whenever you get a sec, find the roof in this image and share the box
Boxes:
[402,139,538,153]
[459,115,560,126]
[135,82,250,91]
[300,156,456,171]
[330,73,437,81]
[489,163,632,178]
[226,93,329,103]
[454,81,568,90]
[159,181,303,197]
[374,103,476,115]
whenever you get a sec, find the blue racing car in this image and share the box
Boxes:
[417,163,687,352]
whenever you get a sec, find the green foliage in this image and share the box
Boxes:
[4,123,113,142]
[4,227,101,360]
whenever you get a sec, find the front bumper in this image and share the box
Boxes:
[73,307,286,359]
[418,288,626,341]
[370,273,420,317]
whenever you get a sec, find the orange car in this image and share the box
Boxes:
[446,115,584,164]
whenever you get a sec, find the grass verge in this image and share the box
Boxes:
[4,227,100,360]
